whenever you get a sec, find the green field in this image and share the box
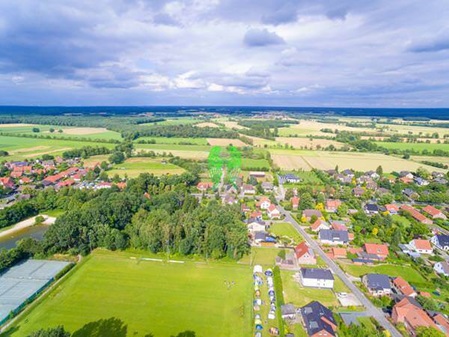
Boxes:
[239,247,280,266]
[0,135,117,161]
[338,262,426,284]
[134,144,210,160]
[6,250,252,337]
[136,137,208,145]
[108,157,185,178]
[240,158,271,170]
[269,223,303,244]
[143,118,200,126]
[0,124,122,141]
[375,141,449,152]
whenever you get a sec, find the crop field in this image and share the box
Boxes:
[274,137,346,150]
[135,137,208,145]
[0,135,117,161]
[241,158,270,170]
[277,120,377,137]
[0,124,122,140]
[108,157,185,178]
[206,138,246,147]
[196,122,219,128]
[134,144,209,160]
[5,250,252,337]
[411,155,449,166]
[147,117,199,126]
[375,141,449,152]
[270,149,446,172]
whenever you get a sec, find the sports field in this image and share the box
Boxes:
[0,135,117,161]
[6,250,252,337]
[108,157,185,177]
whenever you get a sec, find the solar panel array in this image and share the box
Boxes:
[0,260,71,324]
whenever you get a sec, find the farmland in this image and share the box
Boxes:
[0,124,122,141]
[108,157,185,178]
[270,149,446,172]
[5,250,252,337]
[207,138,246,147]
[136,137,208,145]
[375,141,449,152]
[134,143,210,160]
[0,135,116,161]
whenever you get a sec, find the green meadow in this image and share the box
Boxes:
[5,250,252,337]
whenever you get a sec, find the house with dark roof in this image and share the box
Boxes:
[402,188,419,199]
[431,235,449,251]
[352,187,365,197]
[362,274,391,297]
[246,218,266,233]
[300,301,337,337]
[300,268,334,289]
[319,230,349,245]
[434,261,449,277]
[302,209,323,221]
[281,304,297,320]
[279,174,301,184]
[364,203,379,215]
[261,181,274,192]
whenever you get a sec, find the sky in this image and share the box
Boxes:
[1,0,449,107]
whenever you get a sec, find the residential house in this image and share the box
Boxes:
[241,204,251,213]
[281,304,297,320]
[431,235,449,251]
[342,169,354,177]
[0,177,15,189]
[362,274,391,296]
[257,196,271,210]
[414,177,429,186]
[329,220,348,231]
[401,205,433,225]
[246,218,266,233]
[434,261,449,277]
[403,188,419,199]
[385,204,400,215]
[249,171,266,179]
[299,301,337,337]
[399,171,414,179]
[300,268,334,289]
[423,205,447,220]
[242,184,256,195]
[392,297,438,337]
[409,239,433,255]
[303,209,323,222]
[392,277,417,298]
[295,242,317,265]
[224,185,238,194]
[352,187,365,197]
[363,243,389,260]
[267,204,281,219]
[311,219,330,232]
[319,230,349,245]
[279,173,301,184]
[250,210,263,220]
[197,181,213,191]
[261,181,274,193]
[291,196,300,210]
[364,203,379,215]
[222,194,237,205]
[329,248,347,259]
[325,199,341,213]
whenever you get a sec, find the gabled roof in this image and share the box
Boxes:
[423,205,442,216]
[311,219,329,231]
[364,273,390,290]
[434,235,449,247]
[301,268,334,281]
[303,209,323,218]
[411,239,432,250]
[319,230,349,243]
[300,301,336,337]
[393,277,416,297]
[365,203,379,212]
[364,243,389,256]
[295,242,313,259]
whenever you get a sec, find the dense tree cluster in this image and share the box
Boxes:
[62,146,111,159]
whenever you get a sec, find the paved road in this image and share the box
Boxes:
[278,205,402,337]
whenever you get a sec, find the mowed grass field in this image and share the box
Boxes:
[0,124,122,140]
[375,141,449,152]
[134,144,210,160]
[108,157,185,177]
[270,149,446,172]
[6,250,252,337]
[0,135,117,161]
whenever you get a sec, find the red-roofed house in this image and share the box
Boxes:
[401,205,433,225]
[295,242,316,265]
[364,243,389,260]
[385,204,400,215]
[291,196,300,210]
[423,205,447,220]
[325,199,342,213]
[392,277,417,298]
[257,196,271,210]
[392,298,438,336]
[197,182,213,192]
[115,182,127,189]
[311,219,330,232]
[0,177,15,189]
[330,248,347,259]
[19,177,32,184]
[409,239,433,255]
[267,204,281,219]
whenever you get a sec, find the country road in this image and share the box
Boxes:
[278,205,402,337]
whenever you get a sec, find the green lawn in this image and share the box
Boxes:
[241,158,271,170]
[339,262,426,283]
[281,270,339,307]
[239,247,281,266]
[144,118,200,126]
[108,157,185,178]
[0,135,117,161]
[269,223,304,244]
[6,250,252,337]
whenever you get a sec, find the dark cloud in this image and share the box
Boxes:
[408,36,449,53]
[153,13,181,27]
[243,28,285,47]
[261,2,298,25]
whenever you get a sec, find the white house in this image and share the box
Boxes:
[362,274,391,297]
[246,218,266,233]
[431,235,449,251]
[434,261,449,277]
[409,239,433,255]
[258,197,271,210]
[300,268,334,289]
[267,204,281,219]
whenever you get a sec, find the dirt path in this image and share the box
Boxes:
[0,215,56,239]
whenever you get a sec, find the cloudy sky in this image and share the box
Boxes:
[1,0,449,107]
